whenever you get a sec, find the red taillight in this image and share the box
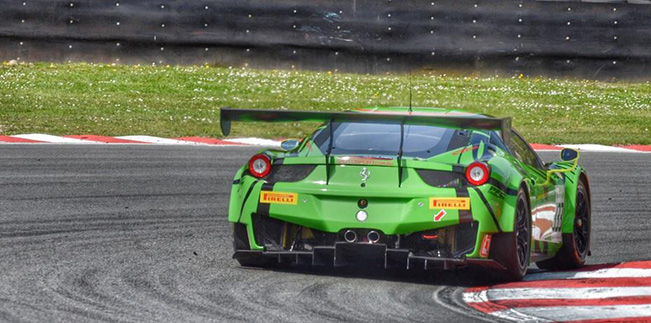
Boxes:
[248,154,271,178]
[465,162,490,186]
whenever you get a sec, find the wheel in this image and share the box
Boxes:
[536,179,590,270]
[490,187,531,281]
[233,223,272,268]
[235,254,272,267]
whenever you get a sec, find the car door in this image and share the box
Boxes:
[507,131,564,247]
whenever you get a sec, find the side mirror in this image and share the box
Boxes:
[280,139,301,151]
[560,148,579,161]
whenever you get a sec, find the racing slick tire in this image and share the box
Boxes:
[490,187,531,281]
[235,254,272,268]
[233,223,272,268]
[536,178,591,270]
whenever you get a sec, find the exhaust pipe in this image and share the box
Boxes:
[344,230,358,243]
[367,231,380,244]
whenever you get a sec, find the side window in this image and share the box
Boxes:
[489,131,509,152]
[470,131,490,146]
[508,131,543,169]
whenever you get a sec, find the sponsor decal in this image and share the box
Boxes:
[430,197,471,210]
[434,209,447,222]
[452,145,479,156]
[259,191,298,205]
[480,234,492,257]
[355,108,476,117]
[488,186,505,199]
[337,156,393,166]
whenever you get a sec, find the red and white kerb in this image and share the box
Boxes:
[463,260,651,322]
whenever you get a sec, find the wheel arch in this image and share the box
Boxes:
[497,175,532,233]
[561,166,588,234]
[228,164,248,223]
[519,180,532,205]
[579,171,591,207]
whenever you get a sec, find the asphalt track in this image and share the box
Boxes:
[1,145,650,323]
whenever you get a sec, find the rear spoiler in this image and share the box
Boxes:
[219,107,512,144]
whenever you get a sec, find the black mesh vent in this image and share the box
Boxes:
[416,169,466,188]
[400,221,478,258]
[251,214,337,251]
[453,221,478,257]
[266,164,316,183]
[401,231,429,250]
[251,214,284,250]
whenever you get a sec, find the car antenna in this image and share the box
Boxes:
[408,74,413,113]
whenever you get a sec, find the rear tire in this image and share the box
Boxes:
[235,254,272,267]
[233,223,272,268]
[536,179,590,270]
[490,188,531,281]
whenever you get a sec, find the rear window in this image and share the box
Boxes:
[311,121,471,159]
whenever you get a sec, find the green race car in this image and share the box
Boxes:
[222,107,591,281]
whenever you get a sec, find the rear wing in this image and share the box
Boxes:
[219,107,512,144]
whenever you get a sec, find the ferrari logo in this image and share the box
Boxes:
[360,167,370,182]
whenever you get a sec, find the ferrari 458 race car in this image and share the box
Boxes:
[222,107,591,281]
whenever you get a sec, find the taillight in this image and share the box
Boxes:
[465,161,490,186]
[248,154,271,178]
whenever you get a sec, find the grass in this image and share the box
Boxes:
[0,62,649,145]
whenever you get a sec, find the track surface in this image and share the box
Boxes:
[1,145,649,322]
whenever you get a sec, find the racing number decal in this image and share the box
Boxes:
[260,191,298,205]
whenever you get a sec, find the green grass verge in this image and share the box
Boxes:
[1,62,649,144]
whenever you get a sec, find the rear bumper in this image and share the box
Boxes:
[233,242,505,271]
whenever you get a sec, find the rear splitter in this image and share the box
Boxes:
[234,242,505,271]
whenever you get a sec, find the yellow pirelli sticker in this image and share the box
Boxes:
[429,197,471,210]
[260,191,298,205]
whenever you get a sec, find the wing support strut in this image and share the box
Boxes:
[397,118,406,187]
[325,118,334,185]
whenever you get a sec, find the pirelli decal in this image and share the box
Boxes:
[260,191,298,205]
[429,197,471,210]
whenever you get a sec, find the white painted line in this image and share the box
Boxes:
[559,144,639,153]
[484,286,651,301]
[462,290,489,304]
[524,268,651,281]
[115,136,208,145]
[494,304,651,322]
[489,308,553,323]
[11,134,102,144]
[226,137,282,147]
